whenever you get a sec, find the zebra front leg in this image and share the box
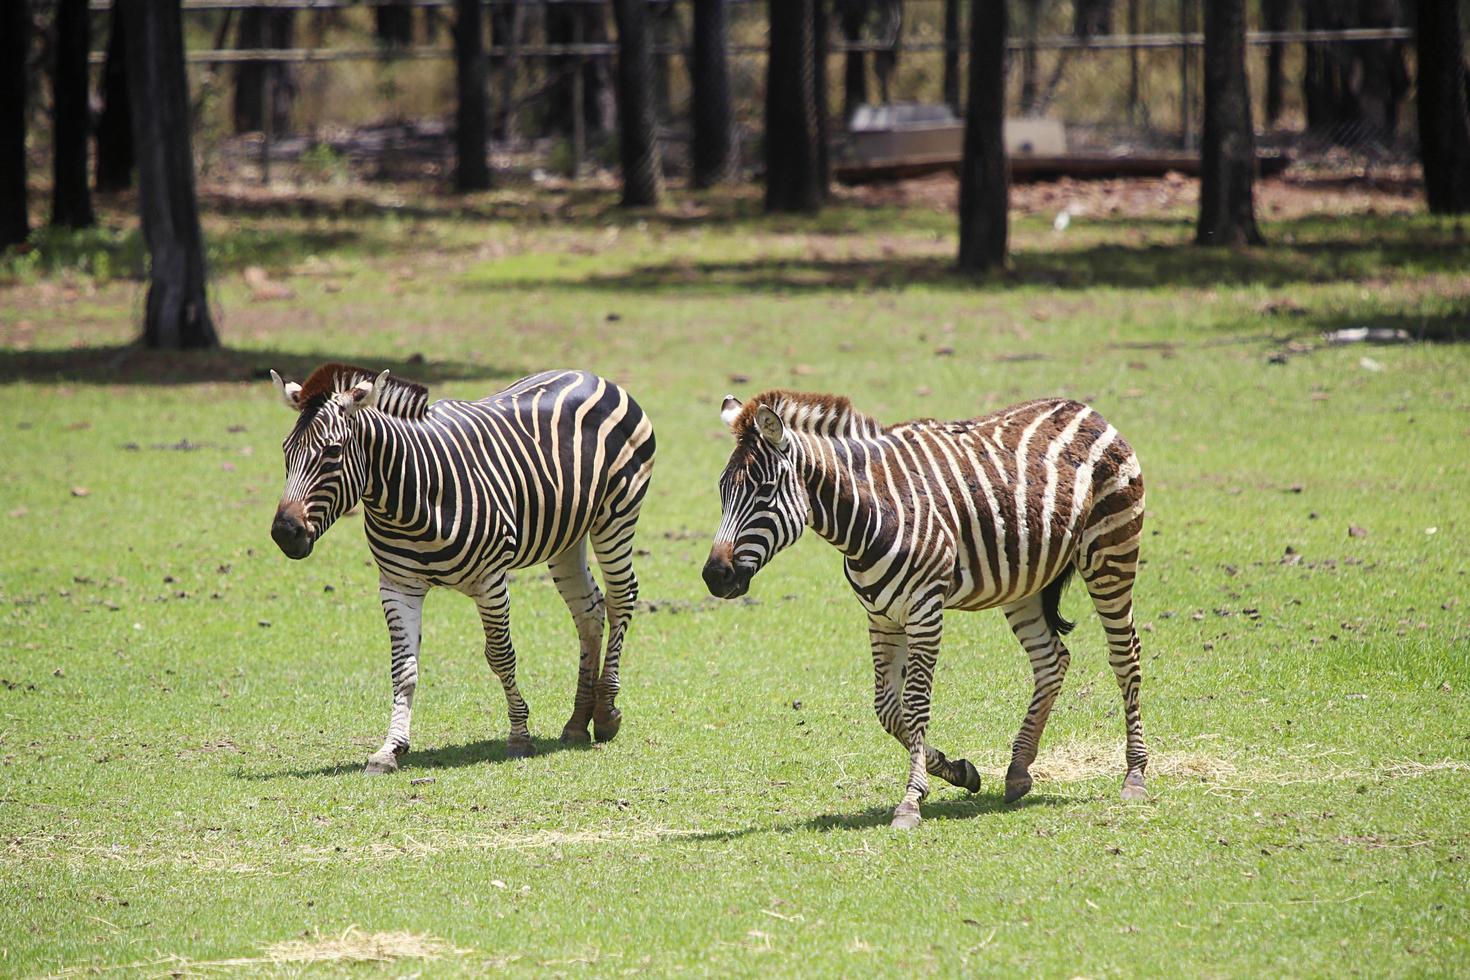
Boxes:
[591,522,641,743]
[869,615,979,811]
[548,539,605,744]
[1000,594,1073,803]
[891,598,958,830]
[475,574,535,758]
[366,578,427,775]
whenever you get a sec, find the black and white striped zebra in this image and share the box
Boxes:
[703,390,1147,829]
[269,364,655,769]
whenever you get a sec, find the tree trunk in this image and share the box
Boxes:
[943,0,961,114]
[651,0,678,123]
[232,9,296,134]
[1074,0,1113,36]
[454,0,490,190]
[375,1,414,46]
[1197,0,1262,245]
[490,0,524,141]
[122,0,219,349]
[957,0,1007,272]
[691,0,735,187]
[1,0,28,248]
[814,0,830,196]
[839,2,866,124]
[1020,0,1039,114]
[96,9,135,193]
[613,0,661,206]
[1416,0,1470,213]
[546,3,612,139]
[52,0,95,229]
[1262,0,1290,127]
[766,0,824,212]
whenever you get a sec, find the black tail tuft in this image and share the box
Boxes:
[1041,564,1077,636]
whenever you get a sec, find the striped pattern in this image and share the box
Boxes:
[707,390,1147,828]
[273,365,655,768]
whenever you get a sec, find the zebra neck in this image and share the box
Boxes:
[792,432,889,562]
[355,411,437,520]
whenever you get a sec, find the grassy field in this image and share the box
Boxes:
[2,178,1468,975]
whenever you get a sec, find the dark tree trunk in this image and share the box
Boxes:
[232,9,296,134]
[1416,0,1470,213]
[943,0,961,114]
[1263,0,1290,126]
[1,0,28,248]
[52,0,94,229]
[1020,0,1040,113]
[1197,0,1262,245]
[613,0,661,206]
[490,0,525,141]
[692,0,735,187]
[957,0,1007,272]
[122,0,219,349]
[814,0,830,195]
[651,0,678,123]
[545,2,612,138]
[839,2,867,124]
[873,0,902,104]
[1074,0,1113,36]
[454,0,490,190]
[96,9,134,192]
[766,0,824,212]
[375,1,414,46]
[1356,0,1410,142]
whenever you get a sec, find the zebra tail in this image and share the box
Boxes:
[1041,564,1077,636]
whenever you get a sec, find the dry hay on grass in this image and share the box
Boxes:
[977,741,1240,784]
[49,927,471,976]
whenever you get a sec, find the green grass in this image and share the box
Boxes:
[2,183,1468,976]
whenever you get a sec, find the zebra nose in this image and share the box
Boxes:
[271,509,311,559]
[702,555,734,597]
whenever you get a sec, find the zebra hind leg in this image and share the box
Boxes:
[999,592,1073,803]
[548,538,606,744]
[1081,555,1148,800]
[589,515,641,743]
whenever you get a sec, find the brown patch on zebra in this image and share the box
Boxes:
[731,390,882,440]
[295,363,428,412]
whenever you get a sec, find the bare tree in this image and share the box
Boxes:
[1,0,28,248]
[1416,0,1470,213]
[375,1,414,46]
[122,0,219,349]
[1262,0,1291,127]
[943,0,961,114]
[1197,0,1263,245]
[766,0,825,212]
[96,9,134,193]
[454,0,490,190]
[958,0,1007,272]
[233,8,296,134]
[692,0,735,187]
[52,0,95,229]
[613,0,661,206]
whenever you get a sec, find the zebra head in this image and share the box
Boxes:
[704,395,810,599]
[269,367,387,560]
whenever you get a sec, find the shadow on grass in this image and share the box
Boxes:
[683,791,1065,843]
[0,346,524,387]
[237,735,591,781]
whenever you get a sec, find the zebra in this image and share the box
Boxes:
[268,364,655,771]
[702,390,1147,829]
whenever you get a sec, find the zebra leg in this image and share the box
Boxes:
[548,538,605,744]
[999,593,1073,803]
[474,574,535,758]
[869,615,979,807]
[366,578,427,775]
[891,596,950,830]
[1081,551,1149,800]
[590,519,641,743]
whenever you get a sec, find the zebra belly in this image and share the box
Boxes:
[942,523,1081,611]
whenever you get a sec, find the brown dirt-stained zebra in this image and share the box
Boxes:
[702,390,1147,829]
[268,365,655,770]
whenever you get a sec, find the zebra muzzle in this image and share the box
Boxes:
[702,551,751,599]
[271,502,314,560]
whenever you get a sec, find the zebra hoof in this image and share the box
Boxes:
[953,759,981,794]
[1120,770,1147,801]
[505,739,536,760]
[559,725,591,745]
[593,707,622,743]
[364,752,399,775]
[890,803,922,831]
[1004,762,1032,803]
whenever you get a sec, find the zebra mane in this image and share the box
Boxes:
[734,389,884,440]
[296,363,430,420]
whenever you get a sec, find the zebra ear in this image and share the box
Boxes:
[754,405,787,450]
[270,370,302,410]
[342,369,389,415]
[719,395,742,429]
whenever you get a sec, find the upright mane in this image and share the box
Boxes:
[734,389,884,440]
[296,362,430,420]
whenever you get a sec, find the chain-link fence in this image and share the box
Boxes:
[17,0,1470,183]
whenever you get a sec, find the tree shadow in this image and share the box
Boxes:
[0,345,524,387]
[237,735,591,781]
[682,790,1066,844]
